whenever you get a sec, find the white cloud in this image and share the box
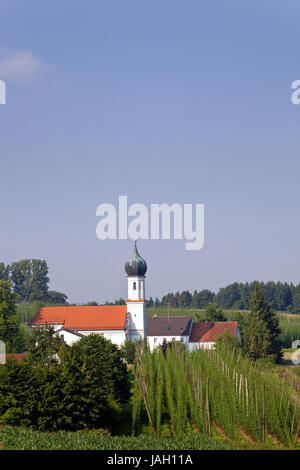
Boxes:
[0,46,53,81]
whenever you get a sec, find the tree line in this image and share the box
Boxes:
[144,281,300,313]
[3,259,298,314]
[0,260,67,304]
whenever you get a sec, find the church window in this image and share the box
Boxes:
[133,282,136,290]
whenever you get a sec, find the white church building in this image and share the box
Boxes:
[30,241,148,345]
[29,242,240,350]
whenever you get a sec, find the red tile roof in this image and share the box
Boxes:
[29,305,127,331]
[189,321,238,343]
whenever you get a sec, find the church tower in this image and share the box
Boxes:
[125,241,147,342]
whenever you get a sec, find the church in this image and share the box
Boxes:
[29,242,240,350]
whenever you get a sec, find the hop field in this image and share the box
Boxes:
[132,343,300,449]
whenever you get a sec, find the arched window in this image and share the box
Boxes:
[133,282,136,290]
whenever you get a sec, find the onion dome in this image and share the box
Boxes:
[125,241,147,276]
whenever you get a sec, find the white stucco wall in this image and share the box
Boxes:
[188,342,215,352]
[78,329,126,347]
[55,329,81,346]
[127,275,145,301]
[147,335,189,351]
[126,301,147,341]
[31,325,126,348]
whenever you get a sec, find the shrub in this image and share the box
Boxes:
[214,332,242,353]
[0,333,130,432]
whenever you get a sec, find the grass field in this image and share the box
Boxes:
[293,368,300,379]
[0,426,232,450]
[147,307,203,317]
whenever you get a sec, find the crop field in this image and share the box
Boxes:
[1,344,300,450]
[132,344,300,449]
[0,426,232,450]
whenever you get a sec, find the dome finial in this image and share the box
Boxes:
[125,241,147,276]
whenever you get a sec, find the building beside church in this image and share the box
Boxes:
[147,316,240,351]
[188,321,240,351]
[29,242,240,349]
[147,315,193,350]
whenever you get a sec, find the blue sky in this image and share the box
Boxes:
[1,0,300,303]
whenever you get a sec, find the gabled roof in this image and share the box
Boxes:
[147,316,193,337]
[29,305,127,331]
[189,321,238,343]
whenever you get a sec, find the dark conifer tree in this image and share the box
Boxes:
[245,282,282,363]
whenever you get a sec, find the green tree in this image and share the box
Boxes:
[114,298,126,305]
[215,283,242,309]
[161,292,175,307]
[30,259,49,301]
[59,334,130,430]
[202,303,226,322]
[0,281,20,352]
[192,289,214,309]
[10,260,31,301]
[227,311,248,345]
[179,291,192,308]
[174,291,180,308]
[121,340,138,363]
[46,291,68,305]
[0,263,10,281]
[0,355,65,431]
[10,259,49,302]
[104,298,126,306]
[147,297,154,307]
[245,283,282,363]
[215,331,242,352]
[290,284,300,313]
[0,332,130,432]
[28,325,63,366]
